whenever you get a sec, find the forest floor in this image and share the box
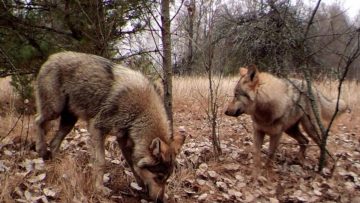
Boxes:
[0,77,359,203]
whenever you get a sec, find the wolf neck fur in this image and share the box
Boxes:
[252,73,289,126]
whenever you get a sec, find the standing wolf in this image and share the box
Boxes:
[35,51,185,202]
[225,65,348,172]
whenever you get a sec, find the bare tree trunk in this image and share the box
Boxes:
[300,0,329,172]
[206,41,222,157]
[202,0,222,157]
[161,0,173,136]
[186,0,195,74]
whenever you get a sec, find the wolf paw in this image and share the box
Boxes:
[42,150,52,160]
[37,146,52,160]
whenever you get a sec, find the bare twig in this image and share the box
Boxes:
[0,113,24,143]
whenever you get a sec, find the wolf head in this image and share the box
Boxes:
[134,128,186,202]
[225,64,260,117]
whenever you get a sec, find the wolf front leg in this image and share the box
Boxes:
[49,110,78,156]
[35,114,54,160]
[88,122,109,194]
[266,133,282,169]
[116,132,145,189]
[252,129,265,176]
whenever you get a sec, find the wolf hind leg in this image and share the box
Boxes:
[285,124,309,163]
[49,109,78,156]
[300,116,331,165]
[300,117,321,146]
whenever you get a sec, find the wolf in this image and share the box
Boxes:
[35,51,185,202]
[225,65,348,171]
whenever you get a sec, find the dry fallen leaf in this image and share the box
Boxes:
[130,182,143,191]
[243,191,255,203]
[269,197,279,203]
[196,179,206,185]
[28,173,46,183]
[208,170,218,179]
[43,188,57,197]
[24,190,32,201]
[103,173,110,183]
[4,149,13,156]
[198,193,208,201]
[32,158,45,170]
[228,189,242,198]
[140,199,148,203]
[223,163,240,171]
[216,181,227,191]
[0,161,9,172]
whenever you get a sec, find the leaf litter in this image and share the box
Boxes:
[0,113,359,202]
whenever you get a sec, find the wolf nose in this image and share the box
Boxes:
[224,110,230,116]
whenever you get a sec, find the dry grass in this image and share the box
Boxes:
[0,77,17,117]
[0,77,36,151]
[46,154,104,202]
[173,76,236,105]
[316,80,359,131]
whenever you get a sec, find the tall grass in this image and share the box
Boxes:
[317,80,359,113]
[317,80,359,131]
[172,76,237,109]
[0,77,16,116]
[0,77,26,139]
[173,76,358,114]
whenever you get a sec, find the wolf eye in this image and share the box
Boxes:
[241,93,250,99]
[154,174,167,183]
[158,175,165,180]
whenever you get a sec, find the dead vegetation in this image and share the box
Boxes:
[0,77,359,202]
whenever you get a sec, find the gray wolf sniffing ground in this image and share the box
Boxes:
[35,51,185,202]
[225,65,348,172]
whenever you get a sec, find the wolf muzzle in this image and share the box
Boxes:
[225,108,243,117]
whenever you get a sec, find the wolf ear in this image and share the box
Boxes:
[171,127,186,155]
[137,137,171,168]
[239,67,248,77]
[150,137,162,157]
[150,137,171,161]
[247,64,259,82]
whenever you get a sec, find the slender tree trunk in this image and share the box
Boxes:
[186,0,195,74]
[205,22,221,157]
[161,0,173,136]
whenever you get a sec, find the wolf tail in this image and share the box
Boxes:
[317,92,348,121]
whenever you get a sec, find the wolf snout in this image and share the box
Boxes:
[225,108,242,117]
[156,199,164,203]
[150,192,165,203]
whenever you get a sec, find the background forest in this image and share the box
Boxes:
[1,0,360,94]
